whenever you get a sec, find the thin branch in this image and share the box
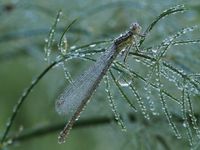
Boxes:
[139,5,186,46]
[12,117,115,142]
[6,112,197,145]
[0,60,61,144]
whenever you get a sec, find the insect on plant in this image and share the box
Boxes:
[1,4,200,150]
[43,5,200,147]
[55,22,145,143]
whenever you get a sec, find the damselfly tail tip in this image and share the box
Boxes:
[58,128,71,144]
[58,134,66,144]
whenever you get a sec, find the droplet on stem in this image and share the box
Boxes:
[117,72,132,87]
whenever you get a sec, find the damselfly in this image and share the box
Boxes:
[55,22,144,143]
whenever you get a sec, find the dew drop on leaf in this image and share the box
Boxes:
[117,72,132,87]
[182,121,187,128]
[89,44,96,48]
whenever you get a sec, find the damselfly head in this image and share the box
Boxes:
[130,22,141,35]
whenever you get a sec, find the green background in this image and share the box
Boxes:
[0,0,200,150]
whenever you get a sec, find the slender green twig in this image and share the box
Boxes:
[58,19,78,49]
[12,116,115,142]
[44,10,62,62]
[0,58,65,144]
[114,62,181,104]
[155,134,171,150]
[139,5,186,46]
[4,111,194,147]
[110,70,137,111]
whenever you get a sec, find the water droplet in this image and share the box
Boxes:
[118,72,132,87]
[12,107,17,113]
[7,139,13,145]
[70,45,76,50]
[152,112,159,116]
[182,121,187,128]
[89,44,96,48]
[160,92,181,139]
[135,59,141,62]
[19,125,24,132]
[44,38,48,42]
[6,122,10,127]
[121,128,127,132]
[130,84,150,120]
[118,80,131,87]
[105,76,126,131]
[152,49,157,53]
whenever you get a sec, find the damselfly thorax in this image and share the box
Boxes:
[115,23,141,47]
[114,22,142,61]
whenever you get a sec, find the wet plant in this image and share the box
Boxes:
[1,4,200,150]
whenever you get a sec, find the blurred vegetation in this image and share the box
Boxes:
[0,0,200,150]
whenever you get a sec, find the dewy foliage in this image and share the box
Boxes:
[1,4,200,150]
